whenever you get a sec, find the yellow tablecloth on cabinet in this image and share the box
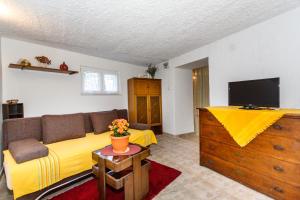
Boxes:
[206,106,300,147]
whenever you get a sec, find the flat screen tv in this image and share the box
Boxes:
[228,78,280,108]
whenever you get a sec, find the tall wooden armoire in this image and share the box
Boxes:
[128,78,162,134]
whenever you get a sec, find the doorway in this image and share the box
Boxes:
[176,57,210,136]
[193,64,209,134]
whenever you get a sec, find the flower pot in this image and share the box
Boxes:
[111,135,130,153]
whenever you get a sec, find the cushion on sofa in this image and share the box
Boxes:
[42,113,86,144]
[8,138,48,164]
[90,110,118,134]
[115,109,128,120]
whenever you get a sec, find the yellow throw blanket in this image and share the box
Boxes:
[3,129,157,199]
[206,106,300,147]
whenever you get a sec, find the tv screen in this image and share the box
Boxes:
[228,78,280,108]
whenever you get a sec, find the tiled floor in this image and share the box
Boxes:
[0,133,272,200]
[149,134,271,200]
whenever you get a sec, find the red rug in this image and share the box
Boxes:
[52,160,181,200]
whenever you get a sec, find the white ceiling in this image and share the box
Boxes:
[0,0,300,66]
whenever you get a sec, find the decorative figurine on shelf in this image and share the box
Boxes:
[35,56,51,67]
[59,62,68,71]
[18,58,31,67]
[146,64,158,79]
[6,99,19,104]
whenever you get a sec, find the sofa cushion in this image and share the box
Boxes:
[115,109,128,120]
[3,117,42,150]
[42,113,86,144]
[9,138,48,164]
[90,110,118,134]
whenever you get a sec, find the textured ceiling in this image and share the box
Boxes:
[0,0,300,66]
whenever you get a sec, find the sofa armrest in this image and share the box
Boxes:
[130,123,151,130]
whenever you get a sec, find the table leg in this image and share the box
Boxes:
[124,172,134,200]
[141,161,150,197]
[98,157,106,200]
[133,154,142,200]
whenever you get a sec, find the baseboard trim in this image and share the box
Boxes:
[162,132,195,136]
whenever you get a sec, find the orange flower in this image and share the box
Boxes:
[110,118,129,136]
[118,128,124,133]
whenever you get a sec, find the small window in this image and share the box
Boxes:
[81,67,120,95]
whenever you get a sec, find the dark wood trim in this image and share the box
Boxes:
[9,64,78,75]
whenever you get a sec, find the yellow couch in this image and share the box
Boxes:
[3,129,157,199]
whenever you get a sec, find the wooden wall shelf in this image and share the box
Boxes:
[9,64,79,75]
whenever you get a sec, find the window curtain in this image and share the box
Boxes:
[193,66,209,108]
[193,66,209,134]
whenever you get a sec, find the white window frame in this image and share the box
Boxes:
[81,66,121,95]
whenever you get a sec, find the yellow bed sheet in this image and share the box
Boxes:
[3,129,157,199]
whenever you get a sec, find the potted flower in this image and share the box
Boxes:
[109,119,130,153]
[146,64,158,79]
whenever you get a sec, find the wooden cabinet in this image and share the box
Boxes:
[199,108,300,200]
[2,103,24,120]
[128,78,162,134]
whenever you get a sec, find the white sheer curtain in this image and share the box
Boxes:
[103,73,118,93]
[82,71,102,93]
[193,66,209,108]
[193,66,209,134]
[81,67,120,95]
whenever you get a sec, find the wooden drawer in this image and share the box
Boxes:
[201,153,300,200]
[201,124,300,163]
[264,117,300,140]
[201,138,300,186]
[93,159,150,190]
[93,165,132,189]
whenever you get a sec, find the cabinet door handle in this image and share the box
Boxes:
[273,165,284,172]
[207,115,214,121]
[208,144,216,150]
[273,124,283,130]
[234,169,244,176]
[273,144,285,151]
[209,131,216,136]
[207,159,214,165]
[234,152,242,158]
[273,186,284,193]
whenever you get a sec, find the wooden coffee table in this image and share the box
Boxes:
[92,145,151,200]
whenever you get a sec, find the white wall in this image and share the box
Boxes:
[156,63,175,134]
[159,7,300,135]
[1,38,146,117]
